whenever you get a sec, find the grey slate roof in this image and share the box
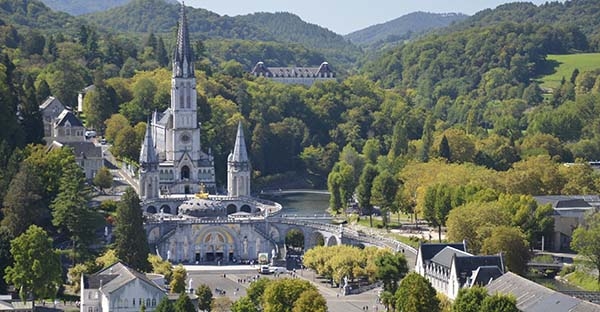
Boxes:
[454,255,504,286]
[173,2,194,78]
[251,61,335,78]
[430,246,470,268]
[469,265,503,287]
[418,243,466,263]
[229,121,249,163]
[534,195,599,209]
[486,272,600,312]
[49,141,102,158]
[140,122,158,164]
[55,110,84,127]
[85,262,164,295]
[39,96,64,110]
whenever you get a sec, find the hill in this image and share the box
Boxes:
[0,0,85,35]
[451,0,600,46]
[345,12,468,47]
[236,12,361,65]
[84,0,360,66]
[40,0,128,15]
[538,53,600,89]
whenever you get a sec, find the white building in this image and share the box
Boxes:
[250,61,336,86]
[415,243,504,300]
[139,2,215,200]
[80,262,166,312]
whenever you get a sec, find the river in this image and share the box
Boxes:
[259,192,330,215]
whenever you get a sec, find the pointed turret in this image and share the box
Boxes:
[173,1,194,78]
[227,121,251,197]
[231,121,249,163]
[139,122,158,165]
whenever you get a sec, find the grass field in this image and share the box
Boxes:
[538,53,600,89]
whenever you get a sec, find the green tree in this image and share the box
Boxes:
[196,284,213,312]
[423,184,453,242]
[170,265,187,294]
[0,227,12,293]
[51,162,100,259]
[362,138,380,165]
[231,297,258,312]
[93,167,113,193]
[1,163,47,237]
[356,164,378,227]
[375,252,408,293]
[480,293,519,312]
[114,187,150,272]
[371,171,398,228]
[246,277,271,308]
[285,229,304,250]
[439,135,451,161]
[481,226,529,275]
[262,278,316,312]
[19,75,44,144]
[395,273,440,312]
[4,225,62,303]
[175,294,195,312]
[452,286,488,312]
[291,289,327,312]
[327,171,343,214]
[155,297,175,312]
[571,212,600,285]
[104,113,130,143]
[112,125,140,160]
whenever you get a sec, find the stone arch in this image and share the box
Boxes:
[160,204,171,214]
[269,227,281,243]
[240,204,251,213]
[309,231,325,248]
[181,165,190,180]
[226,204,237,215]
[147,206,157,214]
[193,227,236,264]
[325,235,339,246]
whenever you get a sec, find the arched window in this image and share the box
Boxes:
[146,299,151,307]
[181,166,190,180]
[152,298,156,307]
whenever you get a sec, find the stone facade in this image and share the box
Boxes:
[250,61,336,86]
[139,3,215,199]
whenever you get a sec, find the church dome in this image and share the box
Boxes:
[178,198,227,218]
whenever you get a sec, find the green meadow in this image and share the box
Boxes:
[539,53,600,89]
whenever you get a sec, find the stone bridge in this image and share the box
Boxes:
[145,215,416,265]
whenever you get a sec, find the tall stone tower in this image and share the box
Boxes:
[139,122,159,200]
[227,122,251,197]
[139,1,216,198]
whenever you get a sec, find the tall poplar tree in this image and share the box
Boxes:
[114,187,150,272]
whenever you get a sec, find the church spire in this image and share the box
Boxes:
[231,121,249,163]
[139,121,158,165]
[173,1,194,78]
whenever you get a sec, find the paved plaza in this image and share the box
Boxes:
[184,265,385,312]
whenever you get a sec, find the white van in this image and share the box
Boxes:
[271,267,287,274]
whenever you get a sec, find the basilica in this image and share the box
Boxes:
[139,2,218,200]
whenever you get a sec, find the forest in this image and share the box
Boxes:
[1,0,600,302]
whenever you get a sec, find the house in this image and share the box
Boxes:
[39,96,66,137]
[52,110,86,142]
[534,195,600,251]
[415,243,504,300]
[486,272,600,311]
[250,61,336,86]
[80,262,166,312]
[0,295,34,311]
[47,141,103,180]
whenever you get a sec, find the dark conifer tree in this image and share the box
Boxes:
[114,187,151,272]
[439,135,451,162]
[19,74,44,144]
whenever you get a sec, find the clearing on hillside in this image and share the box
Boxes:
[538,53,600,90]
